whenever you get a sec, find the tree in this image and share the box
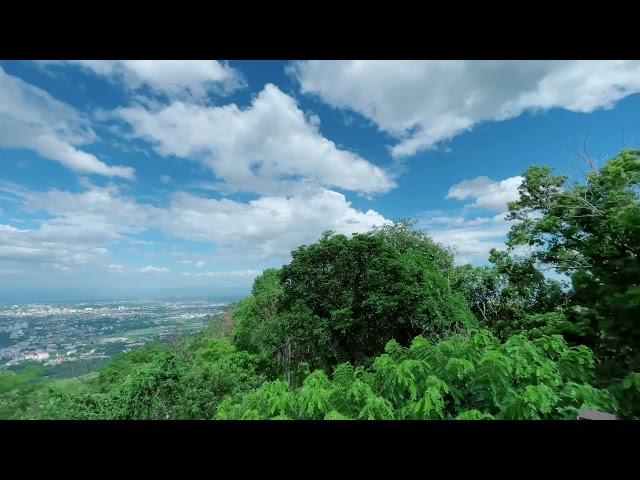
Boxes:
[233,268,284,354]
[278,227,476,369]
[505,149,640,376]
[450,251,570,341]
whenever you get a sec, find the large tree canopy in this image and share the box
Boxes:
[233,222,477,376]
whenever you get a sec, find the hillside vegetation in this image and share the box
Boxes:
[2,150,639,420]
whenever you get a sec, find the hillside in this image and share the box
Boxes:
[1,150,639,420]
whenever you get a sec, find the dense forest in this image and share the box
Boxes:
[2,150,639,420]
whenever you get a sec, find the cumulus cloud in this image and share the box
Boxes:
[43,60,245,99]
[161,188,389,259]
[447,175,523,212]
[415,172,526,264]
[290,60,640,157]
[110,83,395,196]
[18,183,154,240]
[0,222,112,268]
[419,212,512,265]
[0,66,135,179]
[0,181,153,272]
[0,173,519,273]
[0,181,389,268]
[139,266,169,273]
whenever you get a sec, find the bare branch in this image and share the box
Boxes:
[577,137,599,175]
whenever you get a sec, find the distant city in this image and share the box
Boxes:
[0,297,238,376]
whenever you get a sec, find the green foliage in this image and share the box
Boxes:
[505,150,640,375]
[96,343,170,392]
[455,410,494,420]
[452,252,569,340]
[46,336,265,420]
[277,225,476,369]
[172,339,265,419]
[0,364,50,419]
[606,372,640,419]
[215,331,613,420]
[52,348,187,419]
[369,220,457,276]
[0,364,45,393]
[6,151,639,421]
[230,222,477,385]
[233,268,284,354]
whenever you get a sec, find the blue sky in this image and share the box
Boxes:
[1,60,639,296]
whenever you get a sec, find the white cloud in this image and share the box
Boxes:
[19,183,154,240]
[0,181,154,271]
[419,212,512,265]
[447,175,523,212]
[1,181,389,268]
[160,175,173,184]
[192,269,262,278]
[342,114,355,126]
[127,238,154,245]
[414,173,527,264]
[161,188,389,259]
[107,264,124,271]
[139,265,169,273]
[307,112,321,127]
[0,66,135,179]
[291,60,640,157]
[43,60,245,99]
[194,260,205,268]
[0,222,112,268]
[110,83,395,196]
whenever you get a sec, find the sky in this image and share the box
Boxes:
[1,60,639,298]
